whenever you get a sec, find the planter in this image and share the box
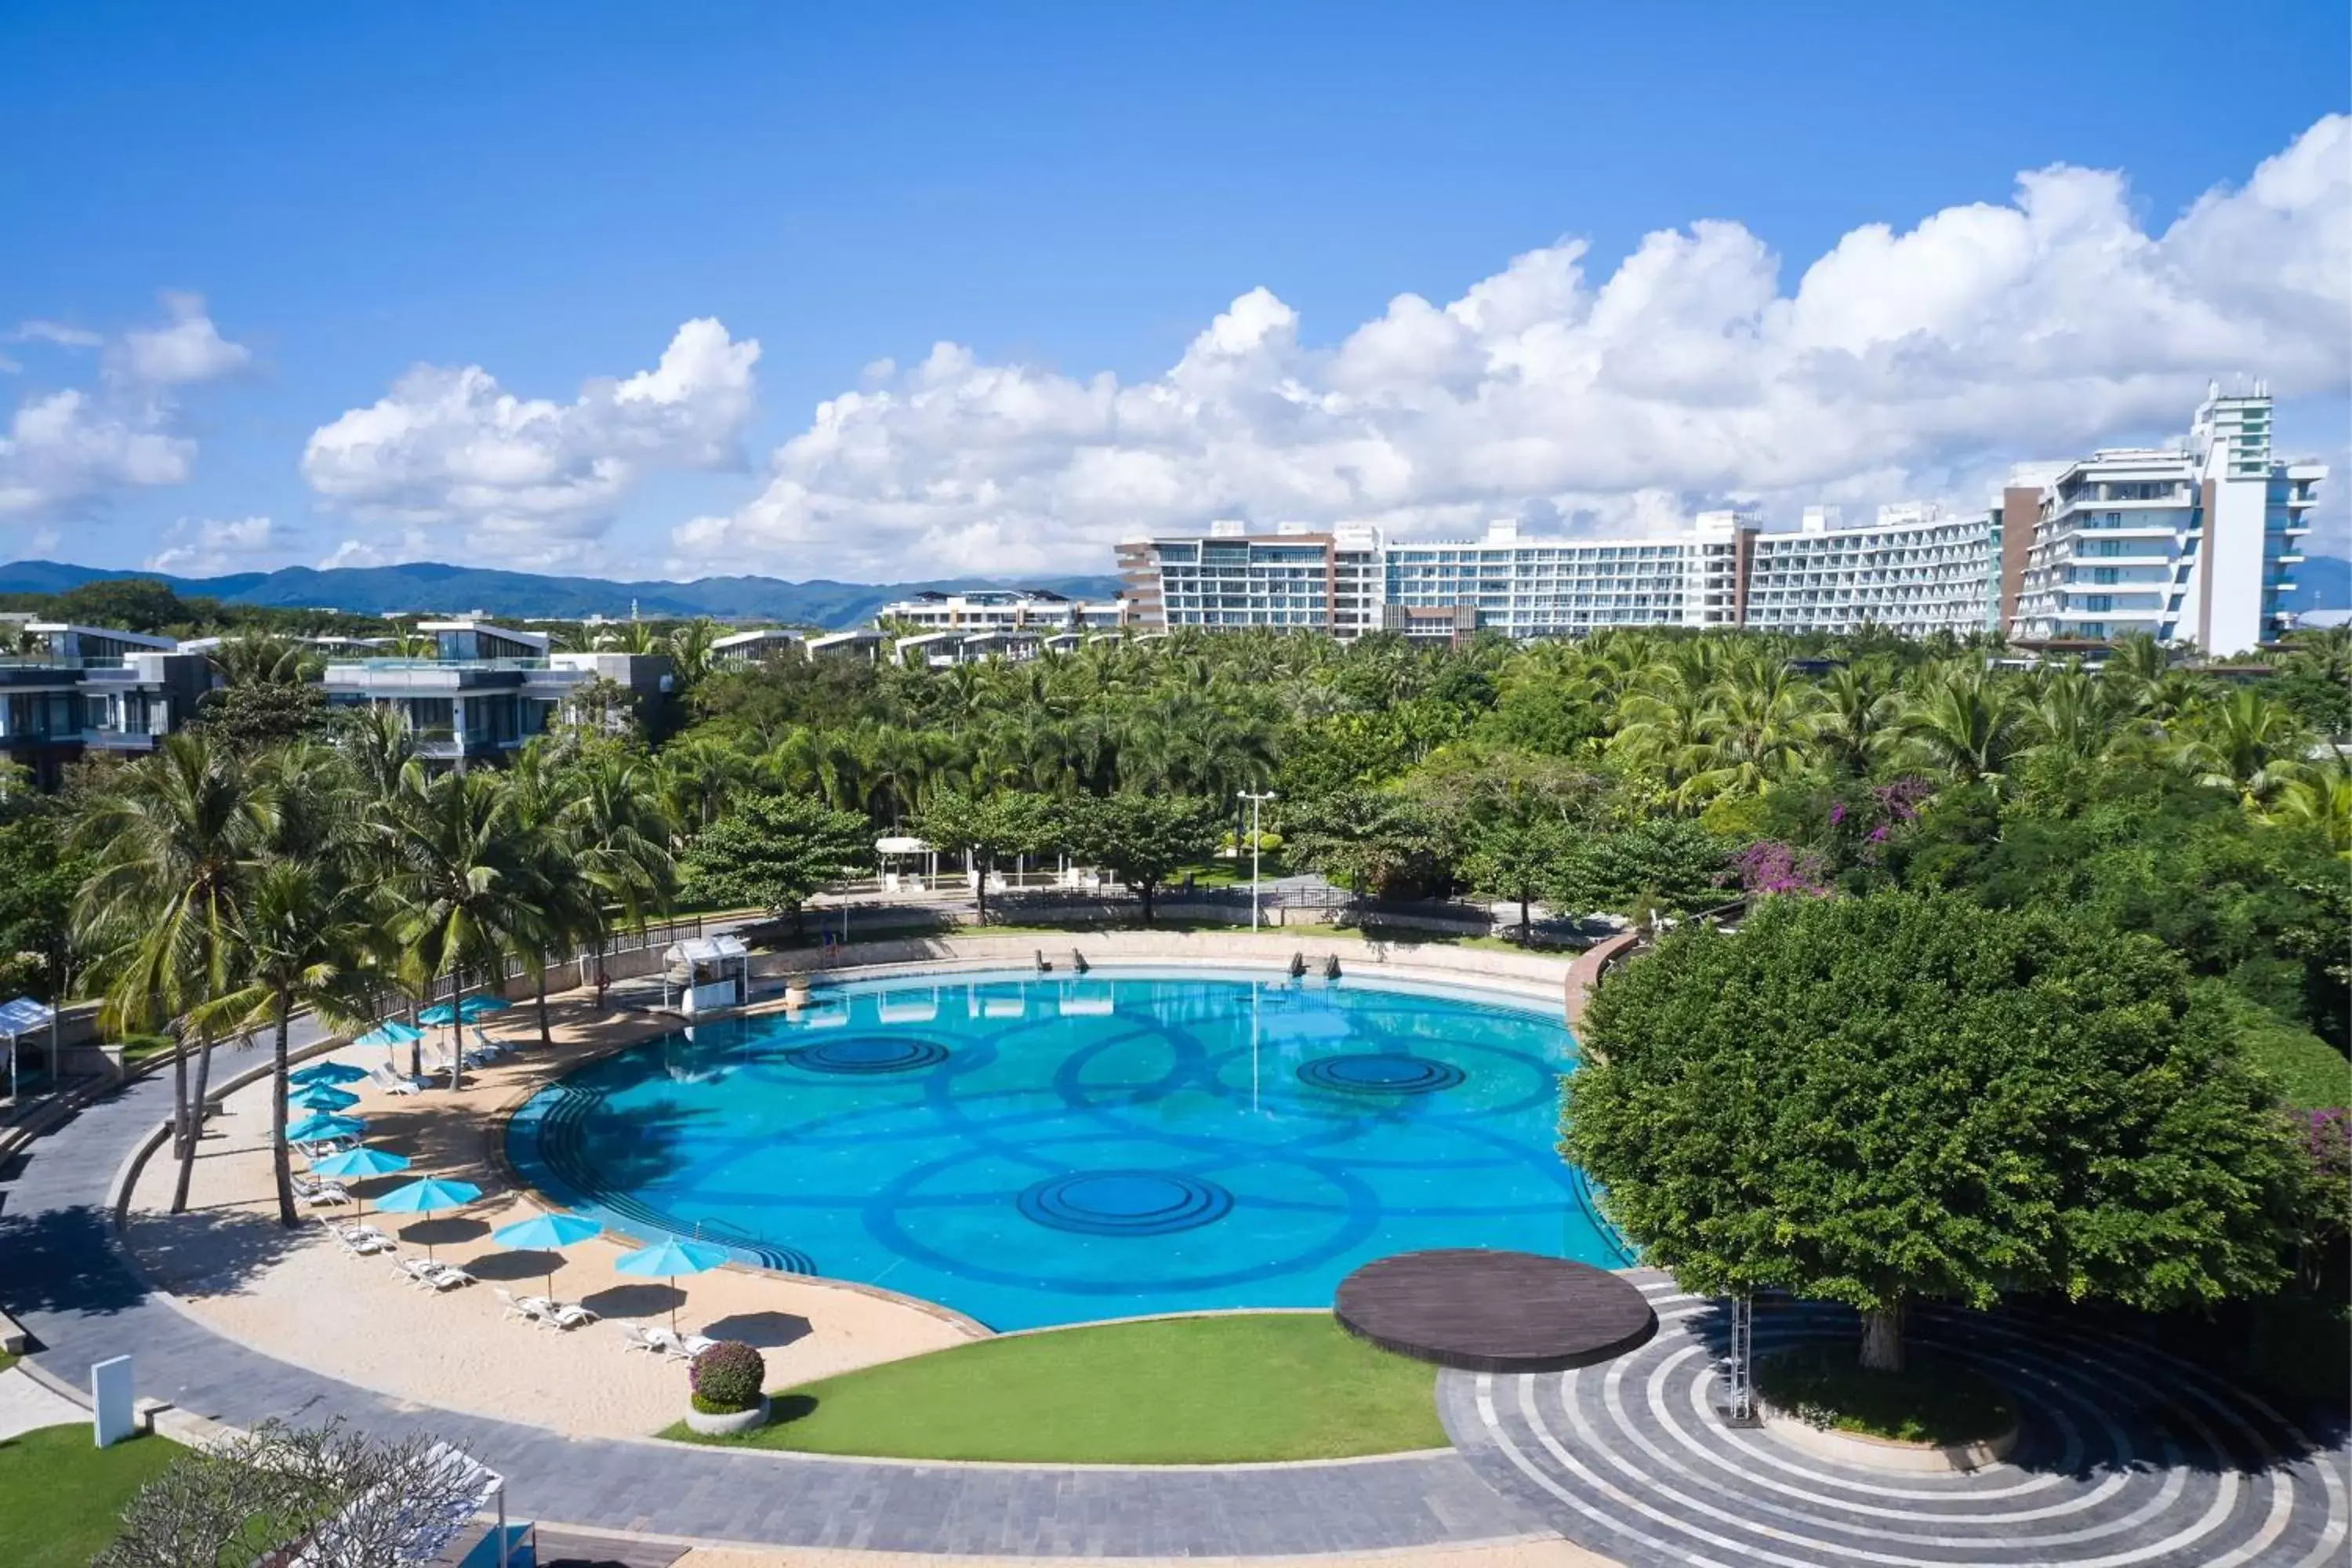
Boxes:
[1759,1399,2018,1473]
[783,980,812,1008]
[685,1395,770,1436]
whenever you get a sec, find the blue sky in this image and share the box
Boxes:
[3,2,2347,582]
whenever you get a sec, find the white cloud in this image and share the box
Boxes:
[673,114,2352,579]
[303,318,760,565]
[118,292,252,387]
[316,531,430,571]
[9,321,104,349]
[0,390,195,519]
[0,296,251,525]
[143,514,277,577]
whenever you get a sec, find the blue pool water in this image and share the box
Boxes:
[507,967,1628,1330]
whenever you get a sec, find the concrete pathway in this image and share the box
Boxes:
[0,1004,1544,1557]
[0,1364,84,1440]
[1442,1276,2351,1568]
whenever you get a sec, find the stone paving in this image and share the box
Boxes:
[1441,1276,2352,1568]
[0,1007,1545,1557]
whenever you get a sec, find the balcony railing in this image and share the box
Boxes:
[331,657,553,672]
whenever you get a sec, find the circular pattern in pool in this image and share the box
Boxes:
[506,967,1628,1329]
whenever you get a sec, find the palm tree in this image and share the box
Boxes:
[1811,664,1898,777]
[2261,753,2352,854]
[559,753,677,1008]
[659,734,757,831]
[2170,690,2311,804]
[666,619,721,691]
[1897,666,2025,785]
[383,768,543,1089]
[71,734,267,1212]
[2020,669,2130,765]
[191,860,380,1226]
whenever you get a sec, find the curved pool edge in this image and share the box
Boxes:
[483,1059,998,1343]
[499,956,1625,1334]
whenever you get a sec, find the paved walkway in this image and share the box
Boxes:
[1442,1276,2351,1568]
[0,1007,1544,1557]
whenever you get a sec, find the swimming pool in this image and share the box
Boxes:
[506,967,1629,1330]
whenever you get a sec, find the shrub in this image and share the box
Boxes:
[689,1341,765,1413]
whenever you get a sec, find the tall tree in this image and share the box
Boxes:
[71,735,267,1212]
[1565,890,2306,1370]
[916,789,1062,923]
[681,791,869,934]
[383,768,543,1088]
[1067,793,1221,924]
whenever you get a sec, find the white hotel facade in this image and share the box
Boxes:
[1116,386,2321,655]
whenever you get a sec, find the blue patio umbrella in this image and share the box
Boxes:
[354,1021,422,1048]
[286,1112,365,1145]
[460,995,510,1018]
[309,1145,410,1218]
[416,1003,458,1026]
[612,1237,729,1330]
[289,1083,360,1113]
[492,1210,604,1298]
[289,1060,371,1087]
[374,1175,482,1260]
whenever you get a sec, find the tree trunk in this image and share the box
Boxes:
[271,994,296,1229]
[446,972,466,1091]
[975,859,989,924]
[408,997,423,1082]
[169,1030,191,1162]
[593,937,608,1008]
[1519,890,1532,946]
[1139,880,1156,925]
[172,1032,215,1214]
[1860,1301,1904,1373]
[535,967,552,1047]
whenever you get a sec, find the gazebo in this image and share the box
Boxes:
[662,935,750,1015]
[0,996,58,1103]
[876,834,935,893]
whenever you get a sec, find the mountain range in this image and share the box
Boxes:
[2,554,2344,629]
[0,560,1128,629]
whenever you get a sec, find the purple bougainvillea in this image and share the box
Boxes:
[1730,840,1831,897]
[1871,775,1935,825]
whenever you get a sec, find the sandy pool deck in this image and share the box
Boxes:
[123,989,980,1440]
[670,1544,1614,1568]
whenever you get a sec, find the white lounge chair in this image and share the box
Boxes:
[325,1219,391,1255]
[615,1323,666,1355]
[542,1301,597,1330]
[368,1063,422,1095]
[294,1179,351,1207]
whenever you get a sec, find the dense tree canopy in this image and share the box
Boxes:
[1564,891,2310,1368]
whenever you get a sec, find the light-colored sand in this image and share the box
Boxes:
[671,1541,1617,1568]
[124,991,979,1440]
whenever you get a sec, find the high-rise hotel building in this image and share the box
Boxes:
[1116,386,2321,653]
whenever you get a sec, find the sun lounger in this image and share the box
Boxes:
[615,1323,667,1354]
[367,1063,422,1094]
[325,1219,392,1255]
[543,1301,597,1330]
[395,1258,472,1290]
[293,1179,351,1207]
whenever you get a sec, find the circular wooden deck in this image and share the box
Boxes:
[1334,1248,1657,1374]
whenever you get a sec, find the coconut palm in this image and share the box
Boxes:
[70,734,267,1212]
[558,753,677,1008]
[2261,753,2352,854]
[659,733,757,832]
[191,858,382,1226]
[1897,666,2026,785]
[383,768,545,1088]
[2170,690,2311,804]
[1810,664,1900,778]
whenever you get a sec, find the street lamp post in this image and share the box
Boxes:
[1240,790,1277,931]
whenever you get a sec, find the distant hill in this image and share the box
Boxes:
[0,560,1127,629]
[2285,554,2350,614]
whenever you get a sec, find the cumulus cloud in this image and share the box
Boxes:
[119,292,252,386]
[673,114,2351,578]
[303,318,760,565]
[143,514,277,577]
[0,295,251,525]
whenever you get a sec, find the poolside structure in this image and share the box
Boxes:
[659,934,750,1014]
[1334,1247,1657,1373]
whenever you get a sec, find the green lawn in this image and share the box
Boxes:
[0,1424,183,1568]
[1755,1341,2016,1446]
[662,1312,1446,1462]
[2241,1014,2349,1110]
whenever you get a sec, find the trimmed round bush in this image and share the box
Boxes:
[689,1341,766,1414]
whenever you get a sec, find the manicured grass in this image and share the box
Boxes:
[0,1423,183,1568]
[0,1352,16,1373]
[2241,1015,2349,1111]
[1756,1341,2016,1446]
[662,1312,1446,1462]
[114,1033,178,1065]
